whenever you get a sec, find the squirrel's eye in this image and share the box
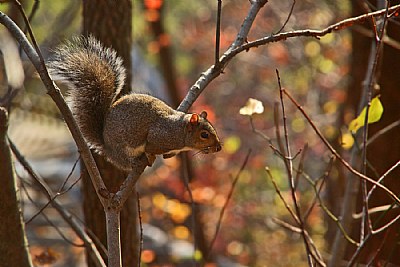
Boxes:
[200,131,209,139]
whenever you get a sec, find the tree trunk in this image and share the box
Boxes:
[0,107,33,267]
[81,1,137,266]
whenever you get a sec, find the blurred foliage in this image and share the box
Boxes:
[135,1,351,266]
[0,0,355,266]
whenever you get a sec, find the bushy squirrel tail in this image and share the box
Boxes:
[48,36,126,153]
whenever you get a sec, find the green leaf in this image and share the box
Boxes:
[348,96,384,133]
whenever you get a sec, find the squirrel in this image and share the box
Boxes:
[48,36,222,171]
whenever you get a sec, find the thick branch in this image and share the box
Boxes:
[0,12,108,205]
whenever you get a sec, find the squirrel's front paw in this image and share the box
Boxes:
[146,153,156,166]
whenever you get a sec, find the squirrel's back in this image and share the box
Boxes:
[48,36,126,153]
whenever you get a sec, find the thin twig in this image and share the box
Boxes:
[22,0,40,35]
[294,143,307,191]
[275,0,296,34]
[137,192,143,267]
[271,217,326,266]
[13,0,45,65]
[365,119,400,147]
[348,204,398,266]
[352,204,398,219]
[20,181,84,247]
[272,217,301,233]
[303,156,334,222]
[367,159,400,202]
[265,167,299,224]
[267,168,327,264]
[276,69,314,266]
[249,112,283,159]
[273,102,287,160]
[25,156,81,224]
[215,0,222,66]
[281,88,400,205]
[58,156,80,192]
[366,230,389,266]
[301,168,358,246]
[180,152,197,265]
[237,4,400,53]
[353,25,400,50]
[207,150,251,256]
[9,138,106,267]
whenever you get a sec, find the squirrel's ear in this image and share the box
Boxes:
[200,111,208,119]
[189,113,200,125]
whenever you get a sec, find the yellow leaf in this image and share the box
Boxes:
[224,135,241,154]
[348,96,383,133]
[341,132,354,150]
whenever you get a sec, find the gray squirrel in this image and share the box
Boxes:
[48,36,221,171]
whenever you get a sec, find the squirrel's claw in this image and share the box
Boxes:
[145,153,156,166]
[163,153,176,159]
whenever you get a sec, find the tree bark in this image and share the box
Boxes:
[81,1,137,266]
[0,107,33,267]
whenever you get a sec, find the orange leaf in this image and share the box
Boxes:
[144,0,163,10]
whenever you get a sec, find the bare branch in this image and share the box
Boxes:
[274,0,296,34]
[301,167,358,246]
[215,0,222,65]
[282,88,400,205]
[178,0,269,112]
[0,11,108,205]
[20,181,83,247]
[276,69,314,266]
[12,0,45,65]
[367,159,400,201]
[353,204,399,220]
[302,155,333,222]
[265,167,299,224]
[178,3,400,116]
[8,138,106,267]
[137,192,143,267]
[359,0,391,241]
[237,4,400,54]
[25,156,81,224]
[208,150,251,256]
[365,119,400,147]
[271,217,326,266]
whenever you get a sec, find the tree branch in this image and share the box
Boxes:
[177,0,269,112]
[8,138,106,267]
[178,4,400,114]
[282,88,400,205]
[0,12,109,206]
